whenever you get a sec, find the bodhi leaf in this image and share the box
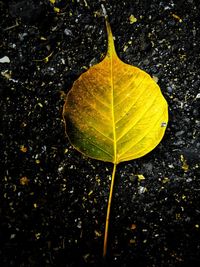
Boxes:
[63,22,168,164]
[63,17,168,257]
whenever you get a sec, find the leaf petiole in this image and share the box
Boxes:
[103,163,117,258]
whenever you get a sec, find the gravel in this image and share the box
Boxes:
[1,0,200,266]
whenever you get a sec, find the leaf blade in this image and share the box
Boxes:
[63,20,168,164]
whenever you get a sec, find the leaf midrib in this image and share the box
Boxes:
[110,54,117,164]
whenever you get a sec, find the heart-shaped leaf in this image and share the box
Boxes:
[63,17,168,257]
[63,21,168,164]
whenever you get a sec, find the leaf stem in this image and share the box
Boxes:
[103,163,117,258]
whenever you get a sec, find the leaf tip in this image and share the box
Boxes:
[105,18,116,58]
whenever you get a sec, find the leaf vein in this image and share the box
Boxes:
[119,109,166,158]
[80,97,111,122]
[84,135,113,158]
[115,81,148,125]
[114,72,143,106]
[91,125,113,142]
[81,77,110,109]
[116,92,159,142]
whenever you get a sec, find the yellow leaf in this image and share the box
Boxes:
[20,176,29,186]
[63,15,168,258]
[63,20,168,165]
[172,14,182,22]
[20,145,27,153]
[129,14,137,24]
[130,223,137,230]
[180,155,189,172]
[53,7,60,13]
[94,230,102,237]
[137,174,145,181]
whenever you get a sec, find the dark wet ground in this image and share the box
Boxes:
[1,0,200,266]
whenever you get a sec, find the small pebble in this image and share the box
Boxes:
[64,28,73,36]
[195,93,200,99]
[175,130,185,137]
[138,186,146,194]
[0,56,10,63]
[167,86,173,93]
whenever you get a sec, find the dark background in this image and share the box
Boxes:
[1,0,200,266]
